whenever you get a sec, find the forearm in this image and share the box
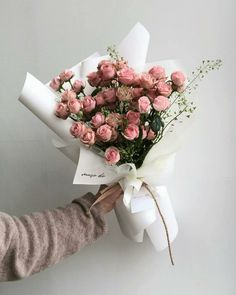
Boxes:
[0,193,107,281]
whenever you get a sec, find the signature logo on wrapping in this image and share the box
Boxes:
[81,172,105,178]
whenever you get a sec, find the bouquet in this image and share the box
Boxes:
[19,23,222,265]
[53,47,190,168]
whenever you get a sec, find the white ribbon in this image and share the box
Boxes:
[18,22,183,252]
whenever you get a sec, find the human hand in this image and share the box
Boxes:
[96,184,123,214]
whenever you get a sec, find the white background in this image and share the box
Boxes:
[0,0,235,294]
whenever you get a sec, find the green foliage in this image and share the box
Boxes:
[150,115,164,132]
[107,45,122,61]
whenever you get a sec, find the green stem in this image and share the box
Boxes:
[69,80,73,88]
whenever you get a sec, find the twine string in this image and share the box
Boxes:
[143,183,175,266]
[91,182,175,266]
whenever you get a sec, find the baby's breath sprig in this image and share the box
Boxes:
[186,59,222,94]
[160,59,222,135]
[107,45,122,62]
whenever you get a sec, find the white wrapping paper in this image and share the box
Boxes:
[18,23,181,253]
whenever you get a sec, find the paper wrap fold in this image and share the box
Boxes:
[19,23,180,252]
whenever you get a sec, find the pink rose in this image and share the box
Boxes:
[96,124,112,142]
[55,103,70,119]
[139,73,154,89]
[106,113,123,128]
[156,81,172,97]
[80,128,96,145]
[132,87,144,98]
[153,95,170,112]
[91,112,105,128]
[137,96,151,113]
[149,66,166,80]
[147,128,156,140]
[73,80,84,93]
[141,126,147,139]
[100,62,116,80]
[104,146,120,165]
[116,86,133,101]
[83,96,96,112]
[50,77,61,91]
[117,67,136,85]
[68,98,82,113]
[70,122,86,138]
[134,74,141,86]
[146,89,157,102]
[97,60,111,68]
[94,93,106,106]
[123,124,139,140]
[59,70,74,82]
[87,71,102,87]
[171,71,186,87]
[102,88,116,103]
[126,111,140,125]
[61,90,76,103]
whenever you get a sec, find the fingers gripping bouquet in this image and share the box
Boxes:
[19,23,222,265]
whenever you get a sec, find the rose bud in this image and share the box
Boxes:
[70,122,86,138]
[91,112,105,128]
[100,62,116,80]
[137,96,151,113]
[97,60,111,69]
[106,113,123,128]
[87,71,102,87]
[96,124,112,142]
[61,89,76,103]
[146,89,157,102]
[139,73,154,89]
[102,88,116,103]
[149,66,166,80]
[147,128,156,140]
[126,111,140,125]
[123,124,139,140]
[83,96,96,112]
[171,71,186,87]
[153,95,170,112]
[94,93,106,106]
[117,67,136,85]
[80,128,96,145]
[105,146,120,165]
[133,74,141,86]
[50,77,61,91]
[59,70,74,82]
[132,87,144,98]
[68,98,82,114]
[55,102,70,120]
[73,80,84,93]
[156,81,172,97]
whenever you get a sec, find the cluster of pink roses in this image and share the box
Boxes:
[50,59,186,166]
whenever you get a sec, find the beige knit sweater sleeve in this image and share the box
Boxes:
[0,193,107,282]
